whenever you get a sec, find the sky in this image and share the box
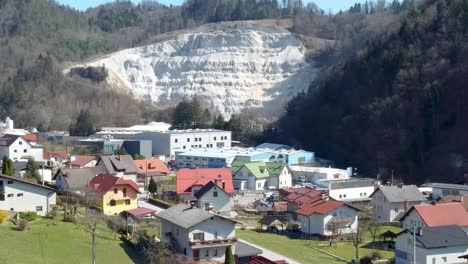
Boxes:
[56,0,363,13]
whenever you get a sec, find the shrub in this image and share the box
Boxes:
[64,215,78,224]
[0,210,9,223]
[18,219,29,231]
[45,210,57,219]
[19,212,38,221]
[147,197,171,209]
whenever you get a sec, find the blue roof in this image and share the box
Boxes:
[256,143,292,150]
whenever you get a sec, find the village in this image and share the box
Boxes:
[0,116,467,264]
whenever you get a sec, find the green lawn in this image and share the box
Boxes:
[237,227,400,264]
[0,217,141,264]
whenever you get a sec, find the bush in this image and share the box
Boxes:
[19,212,38,221]
[64,215,78,224]
[45,210,57,219]
[0,210,10,223]
[18,219,29,231]
[147,197,171,209]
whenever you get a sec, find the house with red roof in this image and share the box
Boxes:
[399,203,468,232]
[88,174,141,215]
[0,134,43,161]
[43,151,69,167]
[134,158,170,186]
[176,168,234,202]
[291,191,360,236]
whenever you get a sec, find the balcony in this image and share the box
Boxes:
[189,237,237,249]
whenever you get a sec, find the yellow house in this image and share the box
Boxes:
[89,174,140,215]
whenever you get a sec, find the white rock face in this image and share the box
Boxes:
[83,22,319,118]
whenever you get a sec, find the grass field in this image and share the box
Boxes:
[0,217,141,264]
[237,226,401,264]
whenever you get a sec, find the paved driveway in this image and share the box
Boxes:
[238,239,301,264]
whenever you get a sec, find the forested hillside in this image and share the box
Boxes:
[270,0,468,184]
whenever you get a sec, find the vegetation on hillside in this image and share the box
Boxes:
[268,0,468,184]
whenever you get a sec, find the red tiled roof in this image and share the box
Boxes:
[283,188,325,205]
[273,202,287,211]
[134,159,170,174]
[126,207,156,217]
[247,256,287,264]
[176,168,234,194]
[407,203,468,227]
[296,195,345,216]
[67,155,98,166]
[43,151,68,160]
[438,195,468,211]
[21,134,37,142]
[89,174,141,195]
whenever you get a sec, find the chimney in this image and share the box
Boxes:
[222,181,225,190]
[417,227,423,236]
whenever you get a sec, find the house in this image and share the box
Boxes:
[437,195,468,210]
[88,174,140,215]
[0,174,56,216]
[125,207,157,234]
[54,167,105,191]
[156,203,237,262]
[370,185,426,222]
[395,225,468,264]
[281,187,325,213]
[0,134,43,161]
[176,168,234,202]
[422,183,468,200]
[399,203,468,231]
[296,193,360,236]
[234,241,263,264]
[233,162,292,190]
[97,155,138,183]
[78,138,152,158]
[66,155,99,168]
[194,181,232,214]
[134,159,170,186]
[43,151,69,167]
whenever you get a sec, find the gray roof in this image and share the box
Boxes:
[400,225,468,249]
[235,241,262,257]
[99,155,137,175]
[55,167,105,189]
[256,143,292,150]
[0,174,55,191]
[372,185,426,202]
[422,182,468,191]
[156,203,234,229]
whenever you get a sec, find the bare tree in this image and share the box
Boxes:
[327,222,341,247]
[82,209,105,264]
[367,220,381,243]
[352,226,365,262]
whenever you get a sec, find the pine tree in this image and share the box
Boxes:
[6,159,13,176]
[25,158,40,181]
[1,155,12,176]
[69,110,96,136]
[148,177,157,198]
[224,245,235,264]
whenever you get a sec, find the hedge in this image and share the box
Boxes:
[147,198,171,209]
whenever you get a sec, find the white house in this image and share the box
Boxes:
[233,162,292,191]
[157,203,237,262]
[0,174,56,216]
[395,225,468,264]
[370,185,426,222]
[194,181,232,214]
[296,194,359,236]
[399,203,468,232]
[0,134,43,161]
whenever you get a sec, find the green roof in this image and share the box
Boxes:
[242,162,287,179]
[230,160,249,174]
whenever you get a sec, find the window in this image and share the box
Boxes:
[7,181,13,184]
[206,144,209,147]
[175,139,178,143]
[114,188,118,194]
[17,193,23,197]
[187,138,190,142]
[7,194,13,197]
[0,194,3,201]
[23,149,27,153]
[407,238,411,245]
[394,208,399,212]
[332,212,337,217]
[110,200,116,206]
[13,150,17,153]
[199,137,201,141]
[205,250,209,257]
[442,257,447,263]
[432,258,436,264]
[213,191,218,197]
[343,194,346,198]
[195,138,198,142]
[214,232,218,239]
[125,199,130,205]
[339,195,342,198]
[214,249,218,257]
[19,141,22,145]
[204,203,210,211]
[257,182,261,188]
[214,137,217,140]
[193,232,204,241]
[183,146,186,149]
[36,206,43,212]
[123,188,127,197]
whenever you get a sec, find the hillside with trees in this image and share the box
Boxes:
[268,0,468,184]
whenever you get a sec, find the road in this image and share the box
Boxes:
[137,199,166,213]
[238,239,302,264]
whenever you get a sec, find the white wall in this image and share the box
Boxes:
[329,185,374,201]
[278,166,293,188]
[0,178,56,216]
[372,190,421,222]
[196,186,232,213]
[298,213,324,235]
[0,137,43,161]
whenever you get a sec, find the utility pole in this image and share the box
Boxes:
[413,226,416,264]
[92,223,97,264]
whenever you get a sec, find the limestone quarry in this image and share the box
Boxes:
[70,22,330,118]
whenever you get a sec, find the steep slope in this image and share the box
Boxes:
[273,0,468,184]
[72,22,330,118]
